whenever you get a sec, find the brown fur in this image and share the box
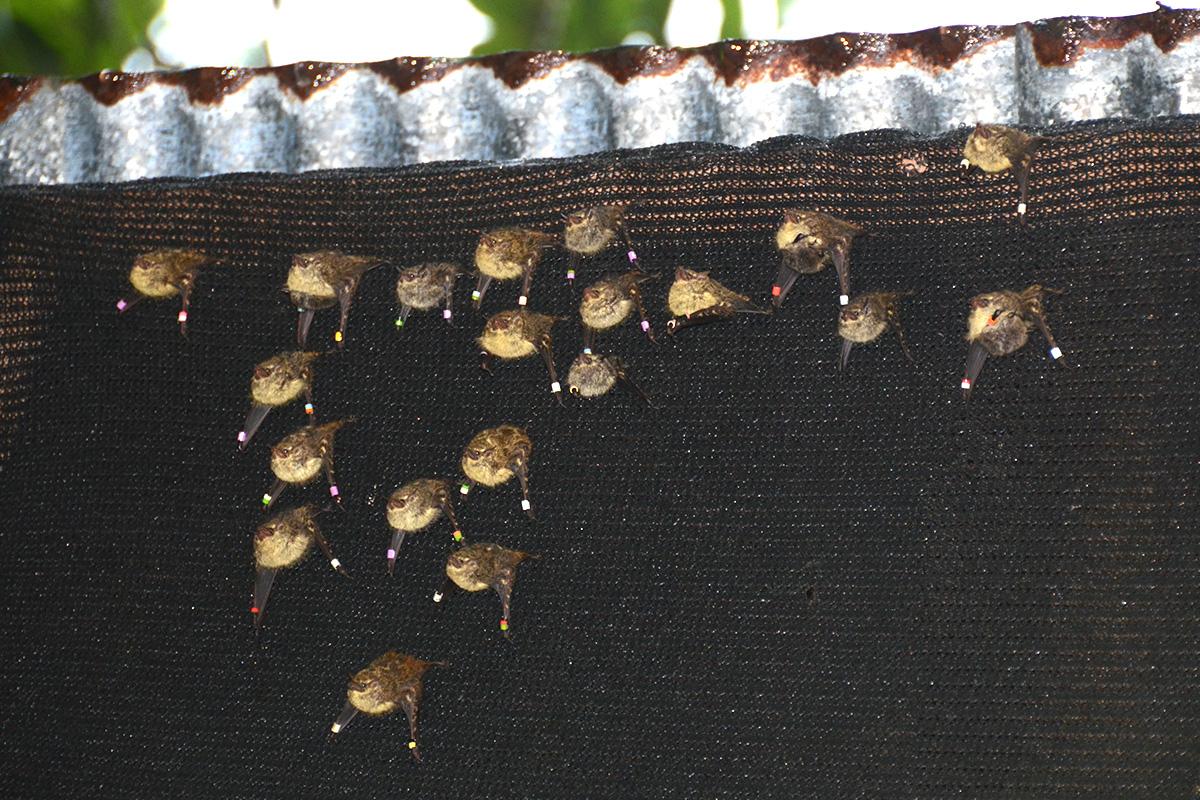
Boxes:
[249,351,319,407]
[346,651,436,716]
[474,228,556,280]
[838,292,904,344]
[579,270,653,330]
[567,353,620,398]
[962,124,1039,174]
[287,251,381,307]
[775,210,862,273]
[387,478,451,532]
[445,542,527,593]
[270,419,349,484]
[461,425,532,487]
[563,205,625,256]
[254,504,320,570]
[395,262,460,310]
[667,267,752,316]
[128,249,207,298]
[478,310,558,360]
[966,285,1053,356]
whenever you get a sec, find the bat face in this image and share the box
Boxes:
[387,478,450,532]
[475,228,555,280]
[667,268,749,316]
[290,251,381,292]
[287,252,341,304]
[563,205,624,256]
[254,505,318,570]
[567,353,619,398]
[579,278,632,330]
[270,437,324,484]
[776,212,823,258]
[249,351,318,407]
[966,291,1030,356]
[445,546,495,592]
[346,652,432,716]
[776,210,860,255]
[347,661,401,716]
[962,123,1035,173]
[127,249,206,298]
[478,311,539,359]
[270,420,346,484]
[460,425,531,488]
[442,543,530,637]
[445,542,523,590]
[395,262,459,310]
[838,294,890,344]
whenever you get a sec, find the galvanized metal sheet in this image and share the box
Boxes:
[1,8,1198,185]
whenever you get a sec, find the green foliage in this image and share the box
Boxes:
[776,0,797,26]
[0,0,776,77]
[718,0,742,41]
[0,0,163,76]
[467,0,752,55]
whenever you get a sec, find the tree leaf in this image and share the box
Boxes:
[468,0,672,55]
[3,0,163,76]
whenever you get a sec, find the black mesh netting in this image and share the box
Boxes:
[0,117,1198,799]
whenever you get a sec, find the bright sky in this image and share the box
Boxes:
[132,0,1166,70]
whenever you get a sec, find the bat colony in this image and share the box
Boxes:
[114,124,1069,760]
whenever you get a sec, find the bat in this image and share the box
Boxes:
[772,210,863,308]
[434,542,534,639]
[115,249,209,335]
[287,250,384,349]
[665,267,767,335]
[961,123,1044,222]
[250,504,347,630]
[237,351,320,451]
[478,310,565,405]
[327,651,444,761]
[458,425,535,518]
[385,478,464,575]
[962,284,1066,397]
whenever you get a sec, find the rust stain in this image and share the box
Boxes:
[580,45,690,83]
[368,57,457,92]
[0,76,42,125]
[0,6,1195,114]
[272,62,354,100]
[477,50,574,89]
[159,67,256,104]
[1030,9,1200,66]
[78,70,155,105]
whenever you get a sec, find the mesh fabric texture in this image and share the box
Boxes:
[0,117,1198,799]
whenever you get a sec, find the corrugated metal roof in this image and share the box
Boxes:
[1,7,1198,185]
